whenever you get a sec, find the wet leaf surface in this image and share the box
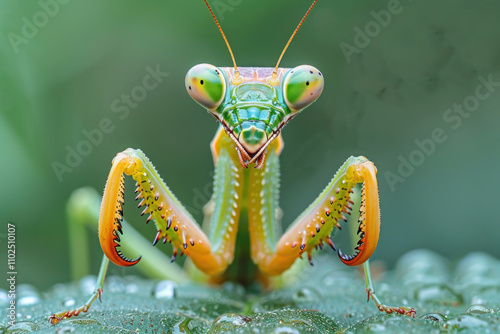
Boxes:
[1,250,499,333]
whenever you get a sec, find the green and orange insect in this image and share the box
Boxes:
[50,0,415,324]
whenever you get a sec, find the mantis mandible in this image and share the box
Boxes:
[50,0,416,324]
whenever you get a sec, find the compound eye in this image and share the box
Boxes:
[185,64,226,111]
[283,65,324,112]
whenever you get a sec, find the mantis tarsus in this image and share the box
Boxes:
[50,0,416,324]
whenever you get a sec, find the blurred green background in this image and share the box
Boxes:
[1,0,499,290]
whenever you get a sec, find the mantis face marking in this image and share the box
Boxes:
[186,64,324,168]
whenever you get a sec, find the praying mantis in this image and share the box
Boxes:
[49,0,416,325]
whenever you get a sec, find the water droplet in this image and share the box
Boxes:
[154,280,177,299]
[414,284,462,304]
[465,304,493,314]
[106,276,125,293]
[292,287,320,303]
[78,275,97,295]
[455,252,500,290]
[416,285,442,301]
[0,289,9,307]
[107,275,125,293]
[420,313,446,322]
[64,298,76,307]
[5,321,40,333]
[395,249,449,287]
[126,283,139,294]
[208,313,252,333]
[17,285,40,306]
[17,295,39,306]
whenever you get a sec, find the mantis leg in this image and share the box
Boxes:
[49,187,189,324]
[50,138,244,323]
[364,261,416,316]
[49,255,109,325]
[248,153,416,316]
[65,187,188,282]
[97,147,243,274]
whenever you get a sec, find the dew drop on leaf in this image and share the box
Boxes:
[154,280,177,299]
[465,304,493,315]
[420,312,446,322]
[292,287,320,303]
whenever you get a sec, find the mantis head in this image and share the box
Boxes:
[184,0,320,168]
[185,64,324,168]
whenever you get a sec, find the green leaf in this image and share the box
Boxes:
[2,250,500,333]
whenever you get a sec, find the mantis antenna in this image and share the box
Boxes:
[203,0,317,86]
[269,0,318,86]
[203,0,242,85]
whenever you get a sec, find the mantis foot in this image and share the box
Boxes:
[367,288,417,318]
[48,288,102,325]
